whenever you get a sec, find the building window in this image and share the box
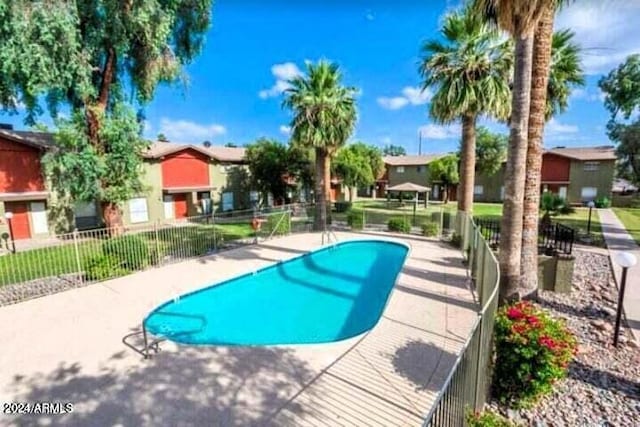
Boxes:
[500,186,505,200]
[416,165,424,173]
[396,166,405,173]
[584,162,600,171]
[581,187,598,200]
[197,191,211,200]
[129,197,149,223]
[474,185,484,195]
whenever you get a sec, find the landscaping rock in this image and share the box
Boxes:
[490,250,640,426]
[0,274,83,306]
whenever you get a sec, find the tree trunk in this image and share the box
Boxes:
[521,6,555,298]
[499,35,534,303]
[313,148,327,231]
[458,113,477,214]
[323,154,332,225]
[443,184,449,204]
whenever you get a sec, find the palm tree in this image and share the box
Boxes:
[473,0,555,302]
[283,60,357,231]
[521,19,585,296]
[419,7,512,215]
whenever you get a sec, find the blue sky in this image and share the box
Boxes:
[1,0,639,154]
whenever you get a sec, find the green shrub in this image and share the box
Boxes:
[540,192,565,215]
[265,212,290,236]
[594,197,610,208]
[421,221,439,237]
[83,254,126,281]
[388,217,411,233]
[466,410,516,427]
[557,203,575,215]
[334,201,352,213]
[346,210,364,230]
[102,235,151,271]
[493,301,577,407]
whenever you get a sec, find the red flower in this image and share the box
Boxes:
[538,336,557,350]
[526,315,541,327]
[507,307,525,320]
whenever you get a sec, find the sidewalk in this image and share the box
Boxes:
[598,208,640,342]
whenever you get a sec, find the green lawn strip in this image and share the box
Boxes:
[612,208,640,245]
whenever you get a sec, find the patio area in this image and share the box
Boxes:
[0,231,477,426]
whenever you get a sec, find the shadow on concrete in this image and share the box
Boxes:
[8,345,316,427]
[391,340,457,392]
[393,284,478,312]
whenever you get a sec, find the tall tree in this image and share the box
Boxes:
[428,155,460,204]
[245,139,291,204]
[382,144,407,156]
[474,0,553,302]
[521,22,584,296]
[283,61,357,231]
[600,55,640,184]
[475,127,508,176]
[333,143,384,201]
[0,0,213,228]
[420,6,512,215]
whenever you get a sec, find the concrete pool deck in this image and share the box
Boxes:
[0,231,477,427]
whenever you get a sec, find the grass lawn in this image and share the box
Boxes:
[0,222,255,287]
[338,200,602,243]
[612,208,640,245]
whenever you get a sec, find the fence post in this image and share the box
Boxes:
[474,314,485,411]
[73,229,83,287]
[154,220,162,266]
[287,210,292,235]
[362,208,366,230]
[439,206,444,239]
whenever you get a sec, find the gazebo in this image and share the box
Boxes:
[387,182,431,208]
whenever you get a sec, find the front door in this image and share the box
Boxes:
[30,202,48,234]
[173,193,188,219]
[558,186,567,199]
[5,201,30,239]
[163,195,175,219]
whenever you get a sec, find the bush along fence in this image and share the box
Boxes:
[423,211,500,426]
[0,205,312,305]
[340,205,454,237]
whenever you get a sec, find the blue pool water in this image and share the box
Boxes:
[143,239,409,345]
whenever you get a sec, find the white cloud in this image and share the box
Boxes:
[402,87,432,105]
[158,118,226,143]
[377,86,432,110]
[556,1,640,75]
[279,125,291,136]
[418,124,459,140]
[365,10,375,21]
[259,62,303,99]
[377,96,409,110]
[546,119,579,135]
[570,87,605,102]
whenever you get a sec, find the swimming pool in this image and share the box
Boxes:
[143,239,409,346]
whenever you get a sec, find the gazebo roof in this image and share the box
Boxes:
[387,182,431,192]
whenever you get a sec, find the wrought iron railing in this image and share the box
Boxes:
[0,205,312,293]
[423,212,500,426]
[474,217,576,255]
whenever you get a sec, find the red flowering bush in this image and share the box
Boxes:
[493,301,577,406]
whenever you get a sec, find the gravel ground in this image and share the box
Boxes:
[492,249,640,426]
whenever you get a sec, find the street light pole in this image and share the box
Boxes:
[4,212,15,254]
[613,251,637,347]
[587,201,595,235]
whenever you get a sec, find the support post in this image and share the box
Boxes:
[73,229,83,286]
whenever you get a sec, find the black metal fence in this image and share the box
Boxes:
[474,217,576,255]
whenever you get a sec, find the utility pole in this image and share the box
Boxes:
[418,131,422,155]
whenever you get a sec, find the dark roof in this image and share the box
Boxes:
[0,129,54,150]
